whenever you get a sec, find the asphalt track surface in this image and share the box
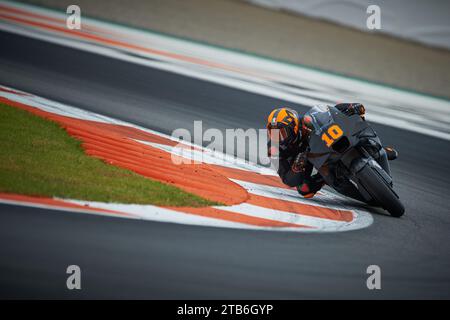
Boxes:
[1,31,450,299]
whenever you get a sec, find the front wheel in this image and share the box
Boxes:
[357,165,405,217]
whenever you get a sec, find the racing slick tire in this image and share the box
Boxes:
[358,165,405,217]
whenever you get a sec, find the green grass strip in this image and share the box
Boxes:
[0,102,218,206]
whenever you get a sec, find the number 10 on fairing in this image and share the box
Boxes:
[322,124,344,147]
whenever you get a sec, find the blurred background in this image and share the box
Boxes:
[18,0,450,98]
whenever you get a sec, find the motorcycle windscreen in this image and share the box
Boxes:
[306,105,334,133]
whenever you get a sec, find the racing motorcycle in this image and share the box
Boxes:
[305,105,405,217]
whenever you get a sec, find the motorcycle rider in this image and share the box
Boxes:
[266,103,398,198]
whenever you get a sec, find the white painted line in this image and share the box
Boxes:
[0,198,137,219]
[216,203,367,231]
[136,140,276,175]
[1,0,449,141]
[62,199,255,230]
[0,84,374,232]
[231,179,364,211]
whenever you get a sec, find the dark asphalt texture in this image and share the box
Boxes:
[0,31,449,299]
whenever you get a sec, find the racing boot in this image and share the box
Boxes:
[297,174,325,199]
[384,146,398,161]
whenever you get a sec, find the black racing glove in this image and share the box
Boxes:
[343,103,365,118]
[354,103,365,117]
[291,152,307,174]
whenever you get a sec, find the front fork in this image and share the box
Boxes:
[359,136,391,176]
[374,147,391,176]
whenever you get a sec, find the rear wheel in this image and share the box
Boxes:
[357,165,405,217]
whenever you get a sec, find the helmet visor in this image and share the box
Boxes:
[267,126,291,144]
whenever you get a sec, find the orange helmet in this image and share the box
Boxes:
[266,107,300,147]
